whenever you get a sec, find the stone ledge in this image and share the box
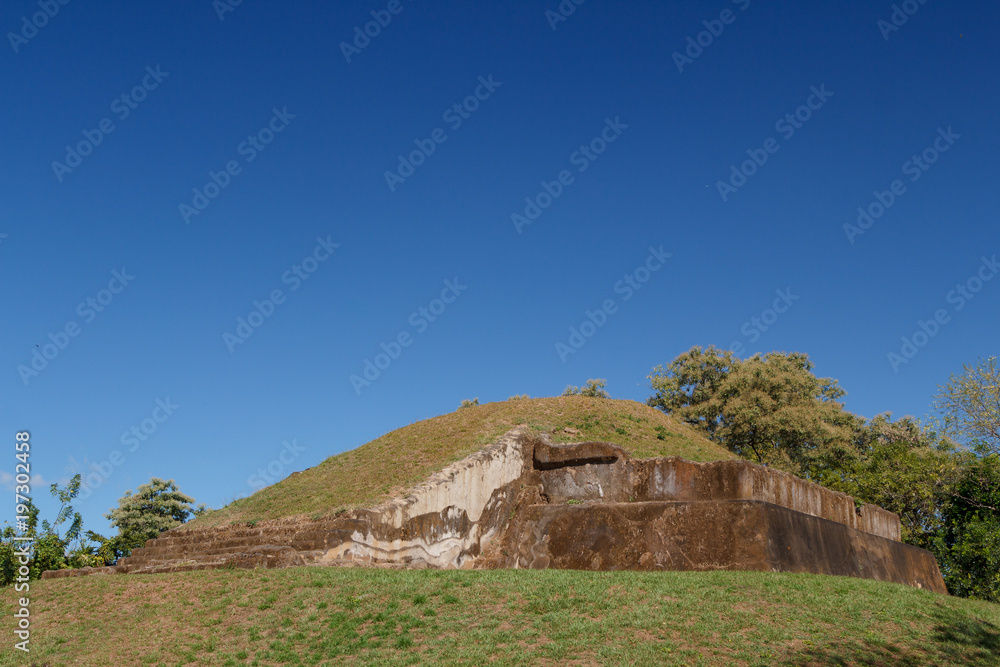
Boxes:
[496,499,946,593]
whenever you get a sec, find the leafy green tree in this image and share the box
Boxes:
[648,347,854,475]
[1,474,104,584]
[935,356,1000,456]
[646,346,739,439]
[835,415,961,546]
[105,478,200,559]
[929,454,1000,601]
[563,379,609,398]
[929,356,1000,599]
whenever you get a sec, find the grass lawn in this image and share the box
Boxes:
[4,567,998,666]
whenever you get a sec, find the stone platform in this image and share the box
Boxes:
[42,429,948,594]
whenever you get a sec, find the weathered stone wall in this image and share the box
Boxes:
[533,442,901,541]
[318,426,530,567]
[486,500,946,594]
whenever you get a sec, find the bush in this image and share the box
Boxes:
[104,478,200,562]
[563,379,609,398]
[0,474,106,585]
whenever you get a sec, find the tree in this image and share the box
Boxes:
[563,379,609,398]
[1,474,104,584]
[836,415,961,546]
[105,478,200,559]
[929,454,1000,601]
[647,346,739,439]
[935,356,1000,456]
[648,347,855,475]
[459,398,480,408]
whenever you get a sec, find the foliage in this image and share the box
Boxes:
[833,415,961,545]
[0,474,106,585]
[459,398,480,408]
[929,453,1000,601]
[647,345,740,439]
[935,356,1000,456]
[104,478,199,560]
[507,394,530,400]
[648,347,854,474]
[563,379,609,398]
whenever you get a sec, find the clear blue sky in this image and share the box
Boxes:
[2,1,997,535]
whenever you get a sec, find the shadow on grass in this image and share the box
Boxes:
[781,603,1000,666]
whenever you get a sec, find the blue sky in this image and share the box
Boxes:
[2,0,997,536]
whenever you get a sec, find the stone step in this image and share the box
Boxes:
[121,545,311,575]
[148,520,362,545]
[127,537,340,562]
[129,529,357,556]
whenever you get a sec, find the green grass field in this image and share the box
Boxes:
[4,567,998,666]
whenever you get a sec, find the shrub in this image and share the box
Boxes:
[563,379,610,398]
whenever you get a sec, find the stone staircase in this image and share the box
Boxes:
[117,521,357,574]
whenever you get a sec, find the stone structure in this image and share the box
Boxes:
[42,428,947,593]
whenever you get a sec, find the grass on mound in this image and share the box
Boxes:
[4,567,998,666]
[189,397,734,529]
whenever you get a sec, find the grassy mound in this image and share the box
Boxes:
[190,397,734,529]
[5,567,997,666]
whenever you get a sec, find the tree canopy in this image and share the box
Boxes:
[936,355,1000,457]
[647,346,855,476]
[104,478,203,559]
